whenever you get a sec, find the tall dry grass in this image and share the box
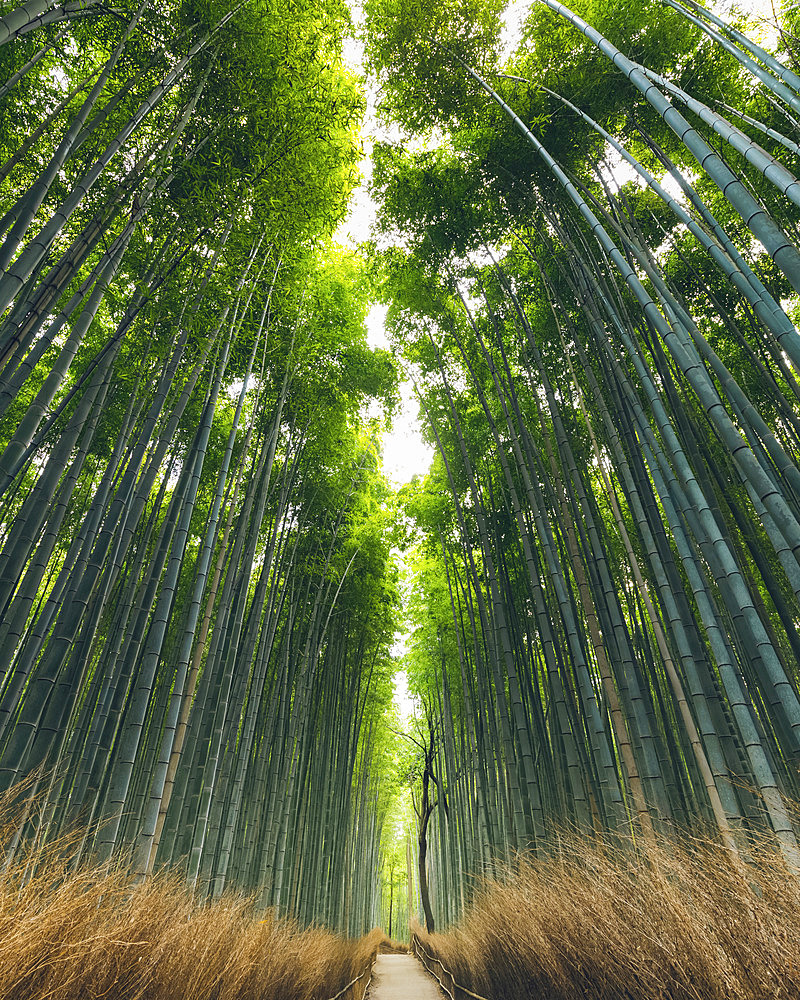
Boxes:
[415,833,800,1000]
[377,936,408,954]
[0,797,383,1000]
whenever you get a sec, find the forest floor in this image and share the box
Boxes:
[367,955,442,1000]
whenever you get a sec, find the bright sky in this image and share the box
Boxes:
[338,22,431,718]
[339,18,435,492]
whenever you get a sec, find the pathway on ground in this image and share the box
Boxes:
[367,954,442,1000]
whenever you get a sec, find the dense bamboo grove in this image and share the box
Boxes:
[0,0,401,933]
[4,0,800,978]
[366,0,800,931]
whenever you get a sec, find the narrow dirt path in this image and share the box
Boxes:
[367,954,442,1000]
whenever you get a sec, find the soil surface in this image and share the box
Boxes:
[368,954,442,1000]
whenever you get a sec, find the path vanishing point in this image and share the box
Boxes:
[368,955,442,1000]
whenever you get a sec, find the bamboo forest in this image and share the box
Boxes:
[2,0,800,996]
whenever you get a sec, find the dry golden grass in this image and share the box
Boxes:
[414,833,800,1000]
[377,937,408,954]
[0,798,384,1000]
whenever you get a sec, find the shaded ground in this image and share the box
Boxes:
[368,954,442,1000]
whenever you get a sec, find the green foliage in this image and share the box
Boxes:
[363,0,505,133]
